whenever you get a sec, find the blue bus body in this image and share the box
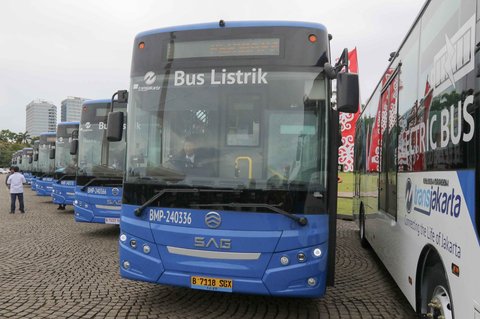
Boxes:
[30,177,37,190]
[52,179,77,205]
[74,185,122,224]
[36,177,54,196]
[35,132,56,197]
[21,148,34,184]
[120,206,329,296]
[51,122,79,207]
[30,141,40,190]
[73,99,126,224]
[115,21,350,297]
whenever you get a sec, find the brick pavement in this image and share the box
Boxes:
[0,184,416,318]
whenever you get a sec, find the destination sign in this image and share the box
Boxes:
[167,38,280,59]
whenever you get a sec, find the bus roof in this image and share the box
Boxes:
[57,121,79,126]
[136,20,327,39]
[39,132,56,136]
[83,99,110,106]
[363,0,429,110]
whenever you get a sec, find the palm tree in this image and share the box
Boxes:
[16,131,31,144]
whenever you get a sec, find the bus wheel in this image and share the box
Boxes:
[359,206,369,248]
[422,264,453,319]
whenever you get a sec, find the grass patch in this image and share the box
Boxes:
[337,172,354,216]
[337,197,353,216]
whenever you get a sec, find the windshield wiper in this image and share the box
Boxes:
[193,202,308,226]
[80,177,123,191]
[56,175,76,183]
[134,188,239,217]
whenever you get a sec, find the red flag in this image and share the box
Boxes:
[338,48,361,172]
[366,68,395,172]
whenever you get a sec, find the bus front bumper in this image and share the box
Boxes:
[118,230,329,298]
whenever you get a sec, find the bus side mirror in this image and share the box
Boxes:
[29,157,33,164]
[107,111,124,142]
[337,72,359,113]
[70,140,79,155]
[34,154,38,161]
[49,149,55,159]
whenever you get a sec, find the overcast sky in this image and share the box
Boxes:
[0,0,425,133]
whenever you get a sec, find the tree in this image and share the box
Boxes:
[16,131,31,144]
[0,130,17,143]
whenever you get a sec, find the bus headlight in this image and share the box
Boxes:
[120,234,127,242]
[297,252,306,262]
[143,245,151,254]
[122,261,130,269]
[74,200,78,205]
[307,277,316,286]
[313,248,322,257]
[280,256,289,265]
[130,239,137,249]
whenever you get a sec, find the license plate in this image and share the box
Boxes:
[105,217,120,224]
[190,276,233,292]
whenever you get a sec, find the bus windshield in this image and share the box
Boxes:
[55,131,77,175]
[38,143,54,174]
[77,122,125,178]
[126,69,329,214]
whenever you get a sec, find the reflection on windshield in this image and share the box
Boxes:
[38,145,55,174]
[78,123,125,177]
[55,138,77,175]
[126,70,328,195]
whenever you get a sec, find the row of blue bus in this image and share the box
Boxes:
[12,20,360,299]
[12,100,125,225]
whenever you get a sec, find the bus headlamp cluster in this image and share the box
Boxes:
[120,233,151,255]
[279,247,323,266]
[74,200,89,208]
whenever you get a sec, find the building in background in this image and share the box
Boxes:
[61,96,88,122]
[25,99,57,137]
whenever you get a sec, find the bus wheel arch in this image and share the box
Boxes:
[359,202,369,248]
[415,245,454,318]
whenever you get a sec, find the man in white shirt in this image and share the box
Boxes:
[7,166,26,214]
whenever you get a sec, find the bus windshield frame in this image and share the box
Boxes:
[55,124,79,176]
[77,103,126,184]
[125,67,329,215]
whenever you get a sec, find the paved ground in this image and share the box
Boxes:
[0,184,416,318]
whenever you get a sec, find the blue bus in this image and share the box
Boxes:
[52,122,79,210]
[73,100,126,224]
[35,132,56,196]
[21,148,34,184]
[108,21,359,297]
[31,141,40,191]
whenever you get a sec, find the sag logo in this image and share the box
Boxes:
[85,122,91,129]
[405,178,413,214]
[112,188,120,196]
[144,71,156,85]
[205,211,221,229]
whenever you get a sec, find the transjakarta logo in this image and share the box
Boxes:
[405,178,461,218]
[144,71,156,85]
[174,68,268,86]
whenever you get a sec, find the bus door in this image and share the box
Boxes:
[378,69,399,217]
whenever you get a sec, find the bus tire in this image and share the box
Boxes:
[359,205,369,248]
[420,263,453,319]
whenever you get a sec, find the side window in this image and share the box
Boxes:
[378,68,400,217]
